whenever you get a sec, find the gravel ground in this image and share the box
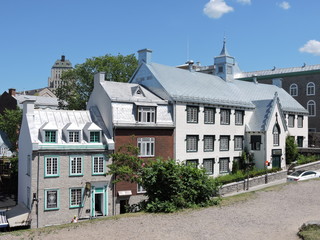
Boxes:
[2,180,320,240]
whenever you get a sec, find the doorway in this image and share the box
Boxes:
[120,199,129,214]
[94,193,103,216]
[272,155,281,168]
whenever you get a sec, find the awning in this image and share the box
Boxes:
[118,190,132,196]
[0,210,8,228]
[6,204,30,227]
[134,102,157,107]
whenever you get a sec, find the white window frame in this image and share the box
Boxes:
[273,125,280,146]
[288,115,295,128]
[137,184,146,193]
[69,156,83,176]
[70,188,83,208]
[68,131,80,143]
[187,106,198,123]
[307,100,316,116]
[92,156,105,175]
[235,110,244,125]
[138,106,156,123]
[138,137,155,157]
[186,135,198,152]
[45,156,59,177]
[307,82,315,96]
[290,84,298,96]
[297,115,303,128]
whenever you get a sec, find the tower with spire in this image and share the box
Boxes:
[214,38,236,82]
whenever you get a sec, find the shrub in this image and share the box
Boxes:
[286,136,298,164]
[297,155,320,165]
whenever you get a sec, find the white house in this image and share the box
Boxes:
[15,99,114,228]
[129,47,308,176]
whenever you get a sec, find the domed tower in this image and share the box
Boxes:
[48,55,73,89]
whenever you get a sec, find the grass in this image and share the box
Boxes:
[298,224,320,240]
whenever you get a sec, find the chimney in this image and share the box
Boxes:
[22,98,36,116]
[9,88,16,96]
[61,55,65,61]
[185,60,195,72]
[94,72,105,87]
[138,49,152,65]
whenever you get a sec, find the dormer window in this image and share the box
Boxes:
[45,131,57,143]
[69,131,80,143]
[138,106,156,123]
[90,131,100,143]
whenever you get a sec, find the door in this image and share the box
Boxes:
[272,156,281,168]
[91,187,107,217]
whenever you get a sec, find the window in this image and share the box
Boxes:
[44,189,59,210]
[92,156,105,175]
[45,156,59,177]
[235,110,244,125]
[203,158,214,175]
[90,131,100,143]
[70,157,83,176]
[307,82,315,95]
[297,136,304,147]
[45,131,56,143]
[298,115,303,128]
[220,109,230,125]
[290,84,298,96]
[27,155,31,176]
[203,135,214,152]
[219,136,230,151]
[288,115,295,128]
[70,188,83,208]
[186,135,198,152]
[137,184,146,193]
[187,106,198,123]
[234,136,243,151]
[219,158,229,174]
[138,106,156,123]
[307,101,316,116]
[69,131,80,143]
[251,135,261,151]
[218,66,223,73]
[273,124,280,146]
[204,107,215,124]
[138,137,155,157]
[186,159,198,167]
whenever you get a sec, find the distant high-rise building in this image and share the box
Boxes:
[48,55,73,89]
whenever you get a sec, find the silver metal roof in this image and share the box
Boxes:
[16,95,59,109]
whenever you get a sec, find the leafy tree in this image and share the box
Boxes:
[0,108,22,151]
[56,54,138,110]
[286,135,298,164]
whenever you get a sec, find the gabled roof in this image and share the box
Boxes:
[16,95,59,109]
[137,63,307,114]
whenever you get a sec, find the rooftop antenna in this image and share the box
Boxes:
[187,36,190,62]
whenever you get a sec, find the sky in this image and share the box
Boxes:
[1,0,320,94]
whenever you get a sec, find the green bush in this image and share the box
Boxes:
[286,136,298,164]
[297,155,320,165]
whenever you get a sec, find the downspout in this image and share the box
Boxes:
[37,151,40,228]
[112,125,116,216]
[173,102,177,160]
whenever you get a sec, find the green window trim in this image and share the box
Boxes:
[90,131,101,143]
[44,156,60,178]
[44,130,57,143]
[92,155,106,175]
[69,188,84,208]
[44,189,60,211]
[69,156,84,176]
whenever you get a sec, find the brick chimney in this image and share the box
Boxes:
[9,88,16,96]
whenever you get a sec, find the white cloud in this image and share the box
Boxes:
[203,0,234,19]
[237,0,251,5]
[299,40,320,56]
[278,1,291,10]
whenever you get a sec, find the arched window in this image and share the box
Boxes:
[273,124,280,146]
[307,82,315,95]
[289,84,298,96]
[307,100,316,116]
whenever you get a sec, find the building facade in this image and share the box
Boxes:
[48,55,73,89]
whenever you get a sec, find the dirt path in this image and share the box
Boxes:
[2,180,320,240]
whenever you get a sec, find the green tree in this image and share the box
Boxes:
[0,108,22,151]
[286,135,298,164]
[56,54,138,110]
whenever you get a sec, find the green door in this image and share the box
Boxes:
[272,156,281,168]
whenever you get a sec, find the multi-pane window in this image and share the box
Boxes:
[138,137,155,157]
[186,135,198,152]
[138,106,156,123]
[290,84,298,96]
[273,125,280,146]
[297,115,303,128]
[69,131,80,143]
[70,188,82,208]
[186,159,198,167]
[45,156,59,177]
[307,82,315,95]
[235,110,244,125]
[204,107,215,124]
[219,136,230,151]
[220,109,230,125]
[288,115,295,128]
[90,131,100,143]
[187,106,199,123]
[219,158,229,174]
[203,135,214,152]
[297,136,304,147]
[251,135,261,151]
[307,101,316,116]
[45,131,56,143]
[70,157,83,176]
[92,156,104,175]
[45,189,59,210]
[234,136,243,151]
[203,158,214,175]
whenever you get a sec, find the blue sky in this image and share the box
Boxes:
[1,0,320,94]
